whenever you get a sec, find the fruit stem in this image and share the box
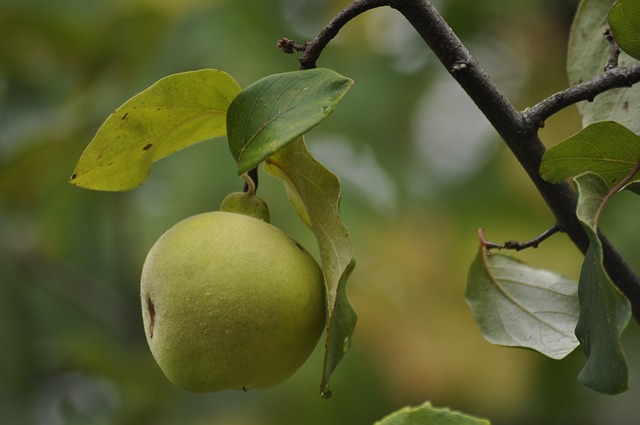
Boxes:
[243,168,259,195]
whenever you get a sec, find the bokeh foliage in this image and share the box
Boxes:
[3,0,640,424]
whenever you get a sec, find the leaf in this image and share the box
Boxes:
[540,121,640,187]
[70,69,241,191]
[623,179,640,194]
[264,137,356,397]
[574,172,631,394]
[373,402,491,425]
[465,249,579,360]
[609,0,640,60]
[227,68,354,175]
[568,0,640,132]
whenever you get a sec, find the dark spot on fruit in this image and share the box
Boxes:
[143,143,153,151]
[70,174,77,180]
[122,112,129,120]
[624,101,629,110]
[147,296,156,338]
[295,242,304,251]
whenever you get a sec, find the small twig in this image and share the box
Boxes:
[296,0,390,69]
[479,224,563,252]
[276,38,306,54]
[524,63,640,127]
[604,28,621,71]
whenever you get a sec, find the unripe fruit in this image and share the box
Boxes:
[140,210,325,393]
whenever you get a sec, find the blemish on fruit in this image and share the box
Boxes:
[143,143,153,151]
[295,242,304,251]
[147,296,156,338]
[122,112,129,120]
[70,174,77,181]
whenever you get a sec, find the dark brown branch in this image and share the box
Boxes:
[482,224,564,251]
[287,0,640,321]
[297,0,391,69]
[525,63,640,127]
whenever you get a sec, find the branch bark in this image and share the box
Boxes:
[288,0,640,321]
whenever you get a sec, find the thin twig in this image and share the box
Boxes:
[297,0,391,69]
[525,63,640,127]
[604,28,621,71]
[482,224,564,252]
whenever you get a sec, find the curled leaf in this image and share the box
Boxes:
[265,137,356,397]
[574,172,631,394]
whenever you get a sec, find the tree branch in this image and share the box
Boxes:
[525,63,640,127]
[286,0,640,321]
[297,0,391,69]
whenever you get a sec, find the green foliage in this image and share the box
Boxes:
[465,0,640,398]
[374,402,490,425]
[466,249,579,360]
[609,0,640,60]
[265,138,357,396]
[568,0,640,133]
[71,66,356,396]
[227,69,354,175]
[70,69,241,191]
[574,172,632,394]
[540,121,640,187]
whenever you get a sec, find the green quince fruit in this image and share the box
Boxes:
[140,208,325,393]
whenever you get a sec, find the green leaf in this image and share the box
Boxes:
[465,249,579,360]
[227,68,354,175]
[624,180,640,194]
[540,121,640,187]
[264,137,356,397]
[374,402,491,425]
[568,0,640,132]
[574,172,631,394]
[609,0,640,60]
[70,69,241,191]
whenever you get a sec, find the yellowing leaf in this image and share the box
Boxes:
[70,69,241,191]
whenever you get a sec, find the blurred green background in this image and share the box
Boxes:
[2,0,640,424]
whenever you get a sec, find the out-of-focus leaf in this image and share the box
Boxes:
[466,249,579,360]
[373,402,491,425]
[540,121,640,187]
[227,68,353,175]
[568,0,640,133]
[574,172,631,394]
[70,69,241,191]
[609,0,640,60]
[265,137,356,398]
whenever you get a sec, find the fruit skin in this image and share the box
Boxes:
[140,211,325,393]
[219,191,270,222]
